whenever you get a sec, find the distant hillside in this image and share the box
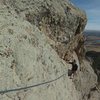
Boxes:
[84,30,100,37]
[84,30,100,46]
[85,30,100,83]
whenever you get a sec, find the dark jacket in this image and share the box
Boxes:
[69,62,78,71]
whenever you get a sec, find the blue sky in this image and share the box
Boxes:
[71,0,100,31]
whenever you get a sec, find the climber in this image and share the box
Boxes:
[68,59,78,79]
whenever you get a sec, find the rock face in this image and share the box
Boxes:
[0,0,98,100]
[5,0,87,59]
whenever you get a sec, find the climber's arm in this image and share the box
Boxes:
[68,62,73,64]
[66,60,73,64]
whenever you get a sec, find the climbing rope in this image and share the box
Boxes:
[0,71,67,94]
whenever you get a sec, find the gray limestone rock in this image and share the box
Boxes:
[0,0,98,100]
